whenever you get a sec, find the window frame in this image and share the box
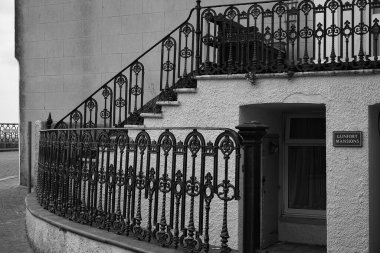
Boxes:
[283,113,326,219]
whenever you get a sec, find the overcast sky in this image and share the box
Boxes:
[0,1,18,123]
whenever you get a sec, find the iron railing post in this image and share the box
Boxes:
[236,121,268,253]
[195,0,201,75]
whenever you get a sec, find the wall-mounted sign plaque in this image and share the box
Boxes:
[333,131,363,147]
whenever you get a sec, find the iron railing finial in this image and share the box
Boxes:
[46,113,53,129]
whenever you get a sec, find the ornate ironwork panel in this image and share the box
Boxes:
[198,0,380,74]
[37,127,242,252]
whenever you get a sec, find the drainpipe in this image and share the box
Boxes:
[236,121,268,253]
[28,121,32,193]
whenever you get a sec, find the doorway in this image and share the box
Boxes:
[239,103,327,251]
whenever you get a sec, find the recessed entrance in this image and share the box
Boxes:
[240,103,327,251]
[369,104,380,252]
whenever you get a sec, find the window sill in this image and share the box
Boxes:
[279,215,326,226]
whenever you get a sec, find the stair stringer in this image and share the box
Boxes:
[143,86,241,129]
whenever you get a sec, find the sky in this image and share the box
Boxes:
[0,1,19,123]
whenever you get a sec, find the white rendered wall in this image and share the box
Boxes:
[143,71,380,252]
[26,210,135,253]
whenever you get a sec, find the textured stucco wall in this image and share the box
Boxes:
[143,71,380,252]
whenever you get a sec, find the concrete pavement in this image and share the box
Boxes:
[0,151,33,253]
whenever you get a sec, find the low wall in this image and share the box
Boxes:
[25,194,182,253]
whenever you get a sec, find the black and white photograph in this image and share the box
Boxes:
[0,0,379,252]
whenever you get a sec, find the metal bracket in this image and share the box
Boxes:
[245,72,256,85]
[287,70,295,80]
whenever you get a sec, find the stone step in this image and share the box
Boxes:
[156,101,180,106]
[142,89,195,123]
[140,113,163,119]
[173,88,197,93]
[123,124,146,128]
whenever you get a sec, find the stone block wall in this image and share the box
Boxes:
[16,0,247,185]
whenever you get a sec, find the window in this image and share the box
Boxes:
[283,114,326,219]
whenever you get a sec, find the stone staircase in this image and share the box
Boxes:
[139,88,197,125]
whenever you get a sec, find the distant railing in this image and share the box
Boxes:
[53,0,380,129]
[0,123,19,150]
[36,127,242,252]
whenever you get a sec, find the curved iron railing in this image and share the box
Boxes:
[36,127,242,252]
[0,123,19,150]
[54,0,380,129]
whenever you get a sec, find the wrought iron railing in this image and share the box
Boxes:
[198,0,380,75]
[0,123,19,150]
[54,9,198,129]
[54,0,380,129]
[36,127,242,252]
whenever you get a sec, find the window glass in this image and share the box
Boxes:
[288,146,326,210]
[289,117,326,139]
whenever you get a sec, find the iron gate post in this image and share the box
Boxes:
[236,121,268,253]
[195,0,201,74]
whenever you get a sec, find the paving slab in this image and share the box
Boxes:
[0,151,33,253]
[0,151,19,180]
